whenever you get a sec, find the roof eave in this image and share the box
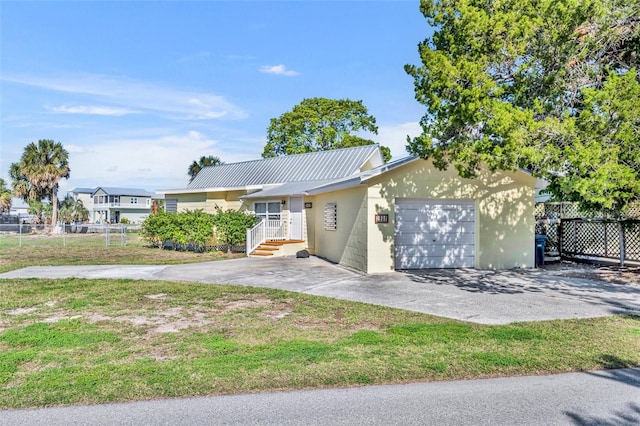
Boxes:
[158,185,264,195]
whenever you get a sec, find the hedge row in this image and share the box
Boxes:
[140,209,258,252]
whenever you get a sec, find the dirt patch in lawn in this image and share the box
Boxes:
[542,261,639,286]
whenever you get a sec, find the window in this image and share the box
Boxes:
[324,202,337,231]
[131,197,138,205]
[254,201,282,222]
[165,198,178,213]
[146,198,151,207]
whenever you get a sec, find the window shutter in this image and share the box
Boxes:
[324,202,337,231]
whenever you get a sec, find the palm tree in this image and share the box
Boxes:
[10,139,70,226]
[59,195,89,223]
[188,155,222,183]
[0,178,12,214]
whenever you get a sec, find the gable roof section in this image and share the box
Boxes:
[241,155,419,199]
[93,187,155,197]
[185,145,381,191]
[305,155,420,195]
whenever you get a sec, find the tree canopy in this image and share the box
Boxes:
[0,178,12,214]
[262,98,392,162]
[10,139,70,225]
[188,155,223,183]
[405,0,640,215]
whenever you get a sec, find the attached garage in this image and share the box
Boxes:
[394,199,475,269]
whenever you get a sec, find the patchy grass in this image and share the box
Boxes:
[1,278,639,408]
[0,234,242,273]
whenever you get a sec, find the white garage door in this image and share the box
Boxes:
[395,199,475,269]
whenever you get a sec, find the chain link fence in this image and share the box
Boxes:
[0,223,134,248]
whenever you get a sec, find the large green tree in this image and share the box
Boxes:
[0,178,12,214]
[10,139,70,225]
[188,155,223,183]
[405,0,639,215]
[263,98,392,162]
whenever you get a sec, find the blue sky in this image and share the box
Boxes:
[1,0,431,193]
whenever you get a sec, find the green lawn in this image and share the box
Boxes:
[1,237,639,409]
[0,233,242,273]
[1,278,639,408]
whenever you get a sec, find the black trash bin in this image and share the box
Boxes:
[535,235,547,267]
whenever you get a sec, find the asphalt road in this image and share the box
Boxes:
[2,368,639,425]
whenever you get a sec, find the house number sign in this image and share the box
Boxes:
[374,214,389,224]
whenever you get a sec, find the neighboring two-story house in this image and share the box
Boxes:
[69,187,161,224]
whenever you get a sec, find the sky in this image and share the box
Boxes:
[0,0,432,194]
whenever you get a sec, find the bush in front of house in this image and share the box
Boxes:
[211,207,260,253]
[141,211,178,248]
[141,209,258,253]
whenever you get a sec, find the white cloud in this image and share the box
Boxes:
[259,64,299,76]
[4,73,247,120]
[372,121,422,159]
[48,105,138,116]
[58,130,258,193]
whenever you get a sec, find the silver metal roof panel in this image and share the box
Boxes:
[187,145,381,190]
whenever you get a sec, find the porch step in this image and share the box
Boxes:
[262,240,305,246]
[249,240,306,257]
[251,250,275,256]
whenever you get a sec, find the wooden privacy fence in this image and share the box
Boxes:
[558,219,640,266]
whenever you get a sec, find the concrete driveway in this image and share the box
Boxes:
[1,256,638,324]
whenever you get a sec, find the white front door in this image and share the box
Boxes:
[289,196,304,241]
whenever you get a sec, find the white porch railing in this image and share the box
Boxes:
[246,219,286,255]
[93,202,145,209]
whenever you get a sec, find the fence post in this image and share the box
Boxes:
[619,221,626,267]
[246,228,251,257]
[604,223,608,258]
[19,222,22,247]
[558,220,563,259]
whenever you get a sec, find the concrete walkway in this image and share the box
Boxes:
[1,256,639,324]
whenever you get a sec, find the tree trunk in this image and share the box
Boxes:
[51,185,58,226]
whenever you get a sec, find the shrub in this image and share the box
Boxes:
[211,207,259,252]
[140,208,257,252]
[140,211,176,248]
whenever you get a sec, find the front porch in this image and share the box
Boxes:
[246,217,307,257]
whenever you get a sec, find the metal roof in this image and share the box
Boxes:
[242,155,418,199]
[240,180,335,199]
[93,187,155,197]
[68,187,96,194]
[306,155,420,195]
[186,145,381,190]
